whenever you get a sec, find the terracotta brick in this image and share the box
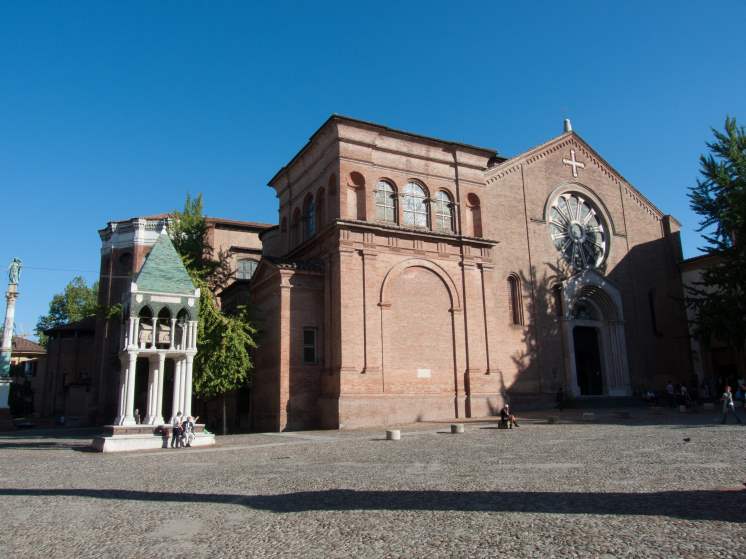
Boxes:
[250,116,693,430]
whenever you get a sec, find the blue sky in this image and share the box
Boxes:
[1,1,745,338]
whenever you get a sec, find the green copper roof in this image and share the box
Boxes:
[135,233,196,295]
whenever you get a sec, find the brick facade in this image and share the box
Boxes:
[251,116,693,430]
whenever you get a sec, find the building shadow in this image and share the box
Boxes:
[0,487,743,522]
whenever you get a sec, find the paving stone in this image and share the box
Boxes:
[0,412,744,558]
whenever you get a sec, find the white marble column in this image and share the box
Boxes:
[122,351,138,425]
[127,317,136,349]
[181,355,194,418]
[1,285,19,411]
[169,319,176,350]
[154,352,166,425]
[114,357,127,425]
[171,357,183,421]
[144,356,156,424]
[190,321,198,349]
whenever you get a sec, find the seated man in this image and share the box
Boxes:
[499,404,519,429]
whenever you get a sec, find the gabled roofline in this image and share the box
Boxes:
[268,114,501,187]
[487,131,671,220]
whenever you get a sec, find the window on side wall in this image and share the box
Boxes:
[303,328,318,364]
[237,259,258,280]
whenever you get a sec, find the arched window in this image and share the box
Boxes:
[156,307,172,348]
[433,190,454,233]
[467,193,482,237]
[507,275,524,325]
[291,208,301,247]
[316,188,326,231]
[237,259,258,280]
[303,194,315,240]
[375,180,397,223]
[403,181,428,228]
[176,309,190,350]
[138,306,154,348]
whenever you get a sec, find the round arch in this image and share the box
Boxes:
[560,269,630,397]
[379,258,461,311]
[542,181,620,236]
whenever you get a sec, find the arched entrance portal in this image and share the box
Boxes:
[561,271,631,397]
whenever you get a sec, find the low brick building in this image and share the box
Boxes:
[40,317,96,422]
[248,116,692,430]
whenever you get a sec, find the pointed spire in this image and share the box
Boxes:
[564,118,573,133]
[134,233,196,295]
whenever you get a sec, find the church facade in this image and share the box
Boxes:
[249,116,692,431]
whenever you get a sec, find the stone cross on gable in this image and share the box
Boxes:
[562,149,585,178]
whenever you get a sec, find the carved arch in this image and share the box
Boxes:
[379,258,461,311]
[543,181,620,236]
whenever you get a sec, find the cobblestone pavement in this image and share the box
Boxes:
[1,410,745,558]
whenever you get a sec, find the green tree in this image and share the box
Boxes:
[35,276,99,345]
[687,117,746,374]
[171,193,257,434]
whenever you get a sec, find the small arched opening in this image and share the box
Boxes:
[137,306,154,349]
[176,309,190,350]
[303,193,315,240]
[507,274,524,326]
[156,307,172,349]
[347,171,366,220]
[466,193,482,238]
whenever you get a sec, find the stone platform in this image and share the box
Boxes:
[91,424,214,453]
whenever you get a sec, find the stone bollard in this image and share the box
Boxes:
[582,412,596,421]
[547,416,558,424]
[386,429,401,441]
[450,423,464,434]
[679,405,687,413]
[703,402,715,411]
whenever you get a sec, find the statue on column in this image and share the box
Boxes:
[8,258,21,286]
[2,258,22,414]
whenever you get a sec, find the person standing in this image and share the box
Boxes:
[720,386,743,425]
[665,381,675,407]
[171,412,183,448]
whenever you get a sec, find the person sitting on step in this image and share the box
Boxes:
[499,404,519,429]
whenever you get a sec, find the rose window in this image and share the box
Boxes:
[548,193,607,269]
